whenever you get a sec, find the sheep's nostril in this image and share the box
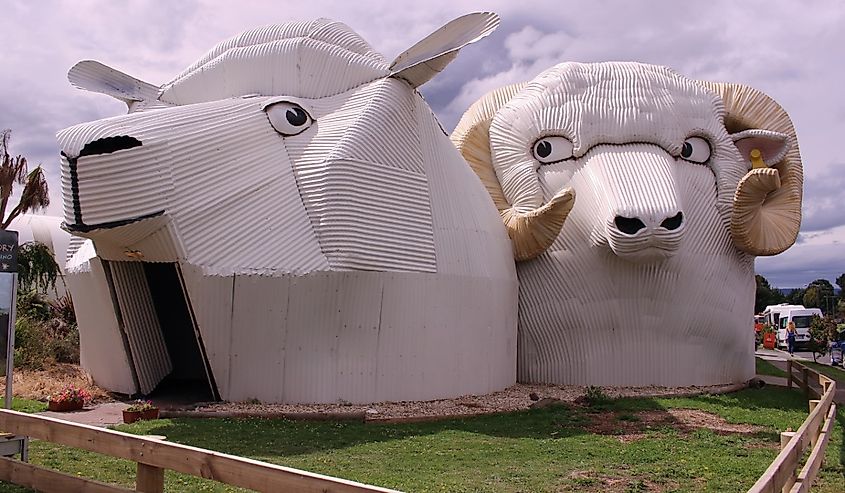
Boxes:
[614,216,646,235]
[79,135,142,157]
[660,212,684,231]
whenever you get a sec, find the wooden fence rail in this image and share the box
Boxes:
[0,409,400,493]
[748,360,838,493]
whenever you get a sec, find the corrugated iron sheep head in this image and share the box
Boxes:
[452,62,803,262]
[56,14,500,273]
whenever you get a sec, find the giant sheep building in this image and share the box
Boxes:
[452,62,803,387]
[60,14,519,403]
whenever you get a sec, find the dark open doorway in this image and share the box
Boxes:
[142,263,218,405]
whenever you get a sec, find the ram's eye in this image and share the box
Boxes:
[532,136,573,165]
[680,137,711,163]
[265,102,313,136]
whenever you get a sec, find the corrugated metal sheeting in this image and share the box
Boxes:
[453,62,802,386]
[65,257,138,395]
[61,14,518,403]
[108,262,173,394]
[179,270,516,403]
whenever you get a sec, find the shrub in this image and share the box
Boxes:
[16,290,51,322]
[583,385,613,407]
[126,400,157,412]
[13,316,52,369]
[13,292,79,368]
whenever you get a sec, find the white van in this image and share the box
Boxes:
[761,304,804,331]
[775,307,822,349]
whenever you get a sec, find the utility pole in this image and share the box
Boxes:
[823,295,837,317]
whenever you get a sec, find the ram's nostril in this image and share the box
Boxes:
[614,216,647,235]
[660,212,684,231]
[79,135,142,157]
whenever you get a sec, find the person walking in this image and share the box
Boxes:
[786,320,797,356]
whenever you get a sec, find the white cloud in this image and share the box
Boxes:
[1,0,842,287]
[756,225,845,288]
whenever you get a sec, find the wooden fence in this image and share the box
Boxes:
[747,360,838,493]
[0,361,837,493]
[0,409,400,493]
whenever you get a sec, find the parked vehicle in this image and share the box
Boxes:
[774,307,822,350]
[761,304,804,330]
[830,341,843,367]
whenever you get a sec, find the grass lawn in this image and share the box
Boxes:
[801,360,845,382]
[1,387,842,492]
[8,398,46,414]
[755,357,787,378]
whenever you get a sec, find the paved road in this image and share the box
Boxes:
[756,346,832,365]
[756,348,845,404]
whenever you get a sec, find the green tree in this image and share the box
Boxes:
[755,274,785,313]
[0,129,50,229]
[788,288,806,306]
[803,279,836,314]
[803,286,821,309]
[808,314,837,362]
[17,241,61,293]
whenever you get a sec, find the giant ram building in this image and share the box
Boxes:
[61,17,804,403]
[452,61,803,387]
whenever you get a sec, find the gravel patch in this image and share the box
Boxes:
[185,382,746,422]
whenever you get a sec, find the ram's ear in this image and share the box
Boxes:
[731,129,789,168]
[68,60,160,109]
[389,12,499,88]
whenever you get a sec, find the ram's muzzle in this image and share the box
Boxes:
[583,144,686,263]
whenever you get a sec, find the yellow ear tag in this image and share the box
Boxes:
[750,148,766,169]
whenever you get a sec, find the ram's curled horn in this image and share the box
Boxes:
[451,83,575,261]
[702,82,804,256]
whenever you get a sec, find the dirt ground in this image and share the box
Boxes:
[564,469,689,492]
[582,408,765,443]
[0,363,113,403]
[1,362,748,422]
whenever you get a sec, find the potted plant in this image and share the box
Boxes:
[762,323,777,350]
[123,400,160,424]
[48,386,90,412]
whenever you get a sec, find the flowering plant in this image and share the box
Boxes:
[50,386,90,404]
[126,400,158,412]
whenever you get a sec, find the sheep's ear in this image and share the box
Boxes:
[389,12,499,88]
[731,129,789,168]
[68,60,160,108]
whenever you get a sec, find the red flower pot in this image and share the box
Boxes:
[763,332,776,350]
[123,410,142,424]
[123,408,160,424]
[48,399,84,412]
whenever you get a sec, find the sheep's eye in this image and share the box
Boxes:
[532,136,573,165]
[680,137,711,163]
[265,102,313,136]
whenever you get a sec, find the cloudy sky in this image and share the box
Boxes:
[1,0,842,288]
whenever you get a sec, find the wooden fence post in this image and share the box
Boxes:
[780,431,797,493]
[136,463,164,493]
[808,400,821,449]
[821,377,832,395]
[801,367,809,398]
[786,359,792,389]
